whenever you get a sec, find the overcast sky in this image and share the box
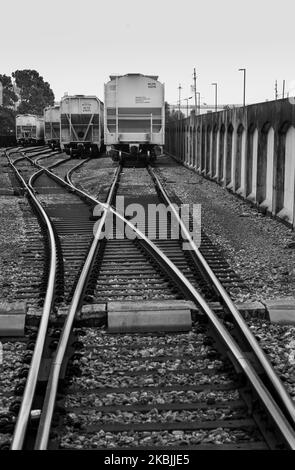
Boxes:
[1,0,294,108]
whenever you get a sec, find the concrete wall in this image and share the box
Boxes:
[165,98,295,227]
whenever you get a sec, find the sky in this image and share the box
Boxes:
[1,0,294,108]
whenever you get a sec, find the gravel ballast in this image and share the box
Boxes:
[154,156,295,304]
[71,157,117,201]
[246,319,295,399]
[0,340,26,447]
[59,327,249,449]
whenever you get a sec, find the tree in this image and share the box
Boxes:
[12,69,55,115]
[0,74,18,108]
[165,101,184,123]
[0,107,16,135]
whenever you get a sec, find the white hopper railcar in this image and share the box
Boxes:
[104,73,165,160]
[44,105,60,150]
[60,95,104,157]
[16,114,45,146]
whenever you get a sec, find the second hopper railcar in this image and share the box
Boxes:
[104,73,165,160]
[60,95,104,157]
[44,105,60,150]
[16,114,45,146]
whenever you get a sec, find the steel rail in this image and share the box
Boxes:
[46,157,72,171]
[21,147,50,157]
[33,151,61,164]
[36,194,295,449]
[34,164,122,449]
[148,165,295,426]
[6,151,57,450]
[65,159,90,186]
[8,150,102,449]
[29,161,295,449]
[10,153,295,448]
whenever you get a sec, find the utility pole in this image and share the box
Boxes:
[178,83,182,119]
[193,68,197,115]
[282,80,285,99]
[275,80,278,100]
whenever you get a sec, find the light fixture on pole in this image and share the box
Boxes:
[193,68,197,115]
[178,83,182,119]
[211,83,217,112]
[238,68,246,107]
[184,96,193,118]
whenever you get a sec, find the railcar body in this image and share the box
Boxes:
[60,95,104,157]
[104,73,165,160]
[44,105,60,150]
[16,114,44,146]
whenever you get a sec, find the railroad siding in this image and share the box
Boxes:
[165,98,295,228]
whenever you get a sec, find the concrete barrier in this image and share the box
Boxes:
[265,298,295,324]
[107,300,192,333]
[0,302,26,336]
[166,98,295,227]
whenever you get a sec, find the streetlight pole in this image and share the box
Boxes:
[193,68,197,115]
[184,96,193,118]
[178,83,182,119]
[211,83,217,112]
[238,68,246,107]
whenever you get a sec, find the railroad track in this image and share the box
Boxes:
[3,149,295,450]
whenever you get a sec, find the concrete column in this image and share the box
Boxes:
[196,127,201,172]
[272,128,281,216]
[218,128,225,183]
[215,130,220,180]
[211,129,218,178]
[205,128,211,175]
[277,126,295,224]
[225,127,233,187]
[266,128,275,209]
[187,128,191,165]
[201,127,206,173]
[191,128,194,168]
[222,130,227,184]
[251,129,258,201]
[188,129,191,166]
[192,129,196,168]
[228,126,235,189]
[241,129,247,196]
[246,128,258,201]
[235,126,245,193]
